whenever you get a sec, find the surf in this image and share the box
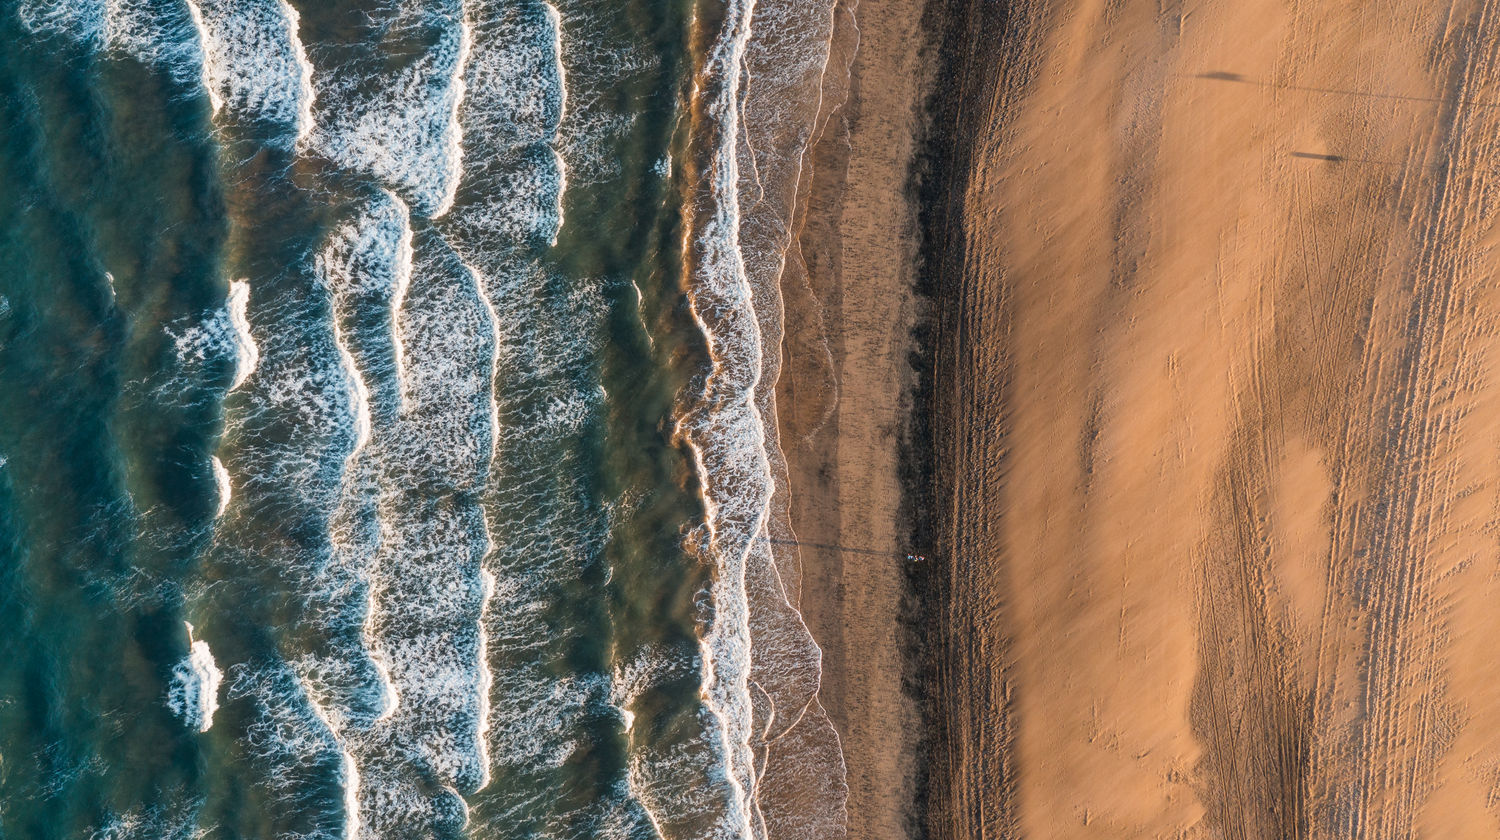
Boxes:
[679,0,852,836]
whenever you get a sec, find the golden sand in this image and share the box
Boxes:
[786,0,1500,836]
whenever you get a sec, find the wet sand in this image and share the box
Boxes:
[915,0,1500,837]
[773,0,934,838]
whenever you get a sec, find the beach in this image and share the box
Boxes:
[908,0,1500,836]
[774,0,935,837]
[15,0,1500,835]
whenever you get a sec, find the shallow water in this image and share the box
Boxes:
[0,0,843,837]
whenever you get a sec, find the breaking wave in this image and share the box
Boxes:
[680,0,851,836]
[308,1,472,218]
[188,0,315,142]
[32,0,852,836]
[167,623,222,733]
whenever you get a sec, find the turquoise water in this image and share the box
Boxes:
[0,0,846,837]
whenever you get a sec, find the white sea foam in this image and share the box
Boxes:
[282,0,315,143]
[167,623,221,733]
[186,0,316,143]
[366,632,400,726]
[88,801,206,840]
[466,250,500,798]
[547,6,652,188]
[467,256,686,839]
[300,680,363,840]
[389,211,416,408]
[611,645,747,838]
[19,0,219,93]
[551,147,568,245]
[331,320,372,454]
[228,663,359,839]
[738,10,854,832]
[679,0,855,835]
[310,194,419,769]
[189,8,500,832]
[447,12,475,214]
[17,0,108,47]
[305,220,498,834]
[319,196,415,304]
[227,280,258,390]
[363,237,494,793]
[311,2,471,217]
[681,2,765,834]
[221,273,368,544]
[474,569,496,791]
[458,0,565,148]
[182,1,221,113]
[437,0,568,254]
[211,456,231,517]
[167,0,837,833]
[543,3,567,240]
[317,190,414,413]
[163,281,257,395]
[339,747,362,840]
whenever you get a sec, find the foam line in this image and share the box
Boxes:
[391,197,415,409]
[178,0,316,144]
[184,0,224,114]
[228,280,258,390]
[331,319,372,454]
[436,9,475,220]
[475,569,496,792]
[469,250,500,795]
[683,0,776,835]
[212,456,231,518]
[544,2,567,241]
[281,0,315,145]
[301,674,364,840]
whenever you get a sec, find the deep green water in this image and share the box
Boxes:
[0,0,747,836]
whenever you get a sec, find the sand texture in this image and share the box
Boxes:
[915,0,1500,837]
[773,0,934,837]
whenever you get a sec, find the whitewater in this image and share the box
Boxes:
[3,0,851,837]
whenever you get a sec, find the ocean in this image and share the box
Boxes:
[0,0,846,837]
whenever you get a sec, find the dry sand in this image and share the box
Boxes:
[914,0,1500,837]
